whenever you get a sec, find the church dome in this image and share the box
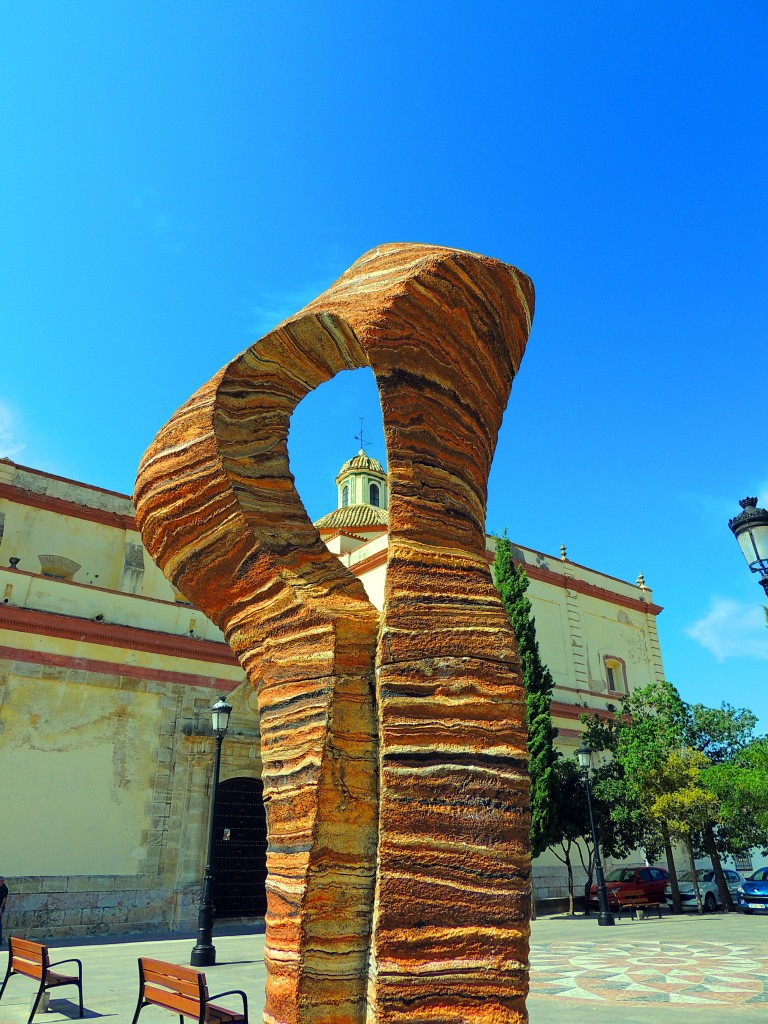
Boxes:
[314,504,389,530]
[314,446,389,533]
[335,450,385,480]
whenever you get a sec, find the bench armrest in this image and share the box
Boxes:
[48,958,83,975]
[208,988,248,1017]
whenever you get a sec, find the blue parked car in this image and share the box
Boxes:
[736,867,768,913]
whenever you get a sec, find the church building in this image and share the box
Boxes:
[0,448,666,937]
[316,449,665,753]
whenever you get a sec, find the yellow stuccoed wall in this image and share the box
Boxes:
[3,674,159,875]
[0,459,263,939]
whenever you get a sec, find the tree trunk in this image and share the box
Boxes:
[703,824,734,912]
[553,844,576,916]
[686,835,703,913]
[662,823,682,913]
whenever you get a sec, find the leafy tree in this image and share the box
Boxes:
[493,536,559,857]
[581,681,688,911]
[583,686,766,912]
[685,703,759,764]
[584,760,655,913]
[684,701,763,907]
[549,758,591,914]
[648,749,719,913]
[548,756,649,915]
[591,760,658,861]
[704,738,768,858]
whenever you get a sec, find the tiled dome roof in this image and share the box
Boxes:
[337,449,385,477]
[314,504,389,530]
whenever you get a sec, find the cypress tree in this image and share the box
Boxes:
[493,534,560,857]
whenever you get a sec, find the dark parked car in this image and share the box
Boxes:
[589,865,670,908]
[736,867,768,913]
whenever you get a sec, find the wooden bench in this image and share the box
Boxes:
[615,888,664,920]
[0,936,83,1023]
[131,956,249,1024]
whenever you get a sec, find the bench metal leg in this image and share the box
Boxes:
[0,964,13,1004]
[131,995,147,1024]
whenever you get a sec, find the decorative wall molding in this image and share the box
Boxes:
[0,643,235,690]
[0,605,239,666]
[0,481,136,531]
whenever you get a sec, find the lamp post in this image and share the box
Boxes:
[190,698,233,967]
[576,744,615,927]
[728,497,768,597]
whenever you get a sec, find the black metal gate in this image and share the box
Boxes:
[212,776,268,918]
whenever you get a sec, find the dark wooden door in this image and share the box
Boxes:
[212,776,268,918]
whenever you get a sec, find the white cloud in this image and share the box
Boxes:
[0,400,25,459]
[245,281,337,339]
[686,597,768,662]
[244,247,347,339]
[678,482,768,530]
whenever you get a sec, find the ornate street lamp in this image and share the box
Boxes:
[576,744,615,927]
[728,497,768,597]
[190,697,233,967]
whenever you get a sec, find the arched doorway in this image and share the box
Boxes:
[212,776,268,918]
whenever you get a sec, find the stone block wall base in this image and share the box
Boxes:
[534,895,586,916]
[6,876,187,941]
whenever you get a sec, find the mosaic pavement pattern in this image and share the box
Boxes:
[532,938,768,1006]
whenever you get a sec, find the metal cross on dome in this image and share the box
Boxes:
[355,417,371,453]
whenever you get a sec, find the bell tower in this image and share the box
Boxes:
[335,450,388,511]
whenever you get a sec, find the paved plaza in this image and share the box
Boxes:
[0,911,766,1023]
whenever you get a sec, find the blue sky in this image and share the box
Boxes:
[2,2,767,728]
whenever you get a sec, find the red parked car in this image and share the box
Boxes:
[589,865,670,908]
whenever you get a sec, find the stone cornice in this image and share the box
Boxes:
[347,548,388,577]
[485,551,663,616]
[0,481,136,531]
[1,459,131,499]
[2,566,191,609]
[346,544,662,616]
[551,700,618,722]
[0,605,239,665]
[0,643,236,690]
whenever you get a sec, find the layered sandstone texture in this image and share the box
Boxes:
[134,243,535,1024]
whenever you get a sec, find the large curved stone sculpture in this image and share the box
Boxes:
[135,243,534,1024]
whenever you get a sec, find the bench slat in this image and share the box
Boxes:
[10,958,44,980]
[141,958,202,985]
[9,938,46,957]
[142,965,202,999]
[206,1003,247,1023]
[47,971,80,986]
[144,984,201,1017]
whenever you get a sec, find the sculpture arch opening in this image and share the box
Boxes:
[287,364,386,521]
